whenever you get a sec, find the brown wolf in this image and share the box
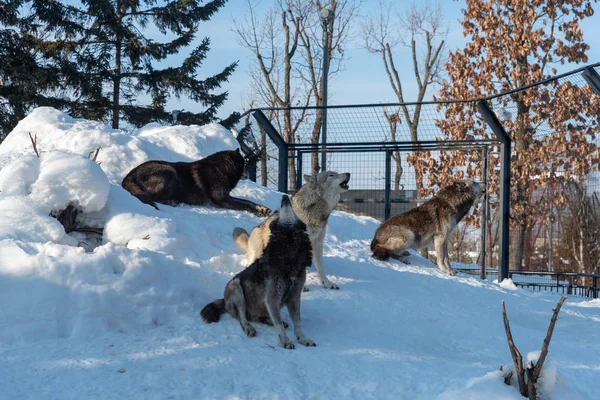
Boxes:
[121,148,271,217]
[371,180,485,275]
[201,195,315,350]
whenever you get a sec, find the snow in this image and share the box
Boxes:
[498,278,519,291]
[0,108,599,400]
[30,151,110,213]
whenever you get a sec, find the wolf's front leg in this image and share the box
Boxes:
[219,196,271,217]
[434,235,455,275]
[265,281,294,349]
[286,291,315,347]
[312,237,338,290]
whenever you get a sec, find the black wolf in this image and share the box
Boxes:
[121,148,271,217]
[201,195,316,350]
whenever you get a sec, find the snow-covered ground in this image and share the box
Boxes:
[0,108,599,400]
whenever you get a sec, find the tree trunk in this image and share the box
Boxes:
[260,125,267,187]
[283,109,296,189]
[311,109,323,174]
[508,57,532,271]
[394,161,402,191]
[510,222,526,271]
[112,5,122,129]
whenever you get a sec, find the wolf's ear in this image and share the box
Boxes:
[235,148,241,155]
[304,174,316,185]
[317,171,330,184]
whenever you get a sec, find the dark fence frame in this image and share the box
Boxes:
[239,62,600,286]
[246,106,511,282]
[456,268,600,299]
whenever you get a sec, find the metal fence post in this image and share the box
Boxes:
[319,8,334,172]
[384,150,392,220]
[582,66,600,95]
[477,100,512,283]
[480,146,489,280]
[296,151,303,190]
[252,110,288,193]
[248,164,257,182]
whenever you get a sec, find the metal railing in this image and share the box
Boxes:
[456,268,600,298]
[238,63,600,285]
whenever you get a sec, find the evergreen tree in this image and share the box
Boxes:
[4,0,237,131]
[0,3,70,138]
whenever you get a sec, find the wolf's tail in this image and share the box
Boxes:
[370,238,391,261]
[232,227,249,252]
[200,299,226,323]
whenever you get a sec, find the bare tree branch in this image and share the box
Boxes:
[28,132,40,158]
[501,297,566,399]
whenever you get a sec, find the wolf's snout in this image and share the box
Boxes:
[340,173,351,190]
[278,195,296,225]
[280,195,291,207]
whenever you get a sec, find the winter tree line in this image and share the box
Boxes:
[0,0,239,133]
[0,0,598,273]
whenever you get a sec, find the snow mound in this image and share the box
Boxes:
[0,154,40,196]
[0,196,77,245]
[0,151,109,246]
[498,278,519,291]
[0,108,599,400]
[439,356,578,400]
[29,151,109,213]
[136,122,239,161]
[0,107,239,183]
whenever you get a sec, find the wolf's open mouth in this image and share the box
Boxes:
[340,179,350,190]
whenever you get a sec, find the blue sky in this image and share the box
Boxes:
[174,0,600,119]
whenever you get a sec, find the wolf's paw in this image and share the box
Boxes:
[302,286,309,292]
[243,324,256,337]
[397,256,411,264]
[298,337,316,347]
[448,268,457,276]
[279,340,295,350]
[322,281,339,290]
[256,206,271,217]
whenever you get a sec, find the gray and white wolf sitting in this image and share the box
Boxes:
[371,180,485,275]
[200,195,316,350]
[233,170,351,290]
[121,148,271,217]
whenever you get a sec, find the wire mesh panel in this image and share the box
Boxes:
[240,102,499,193]
[236,63,600,289]
[482,67,600,275]
[295,150,388,219]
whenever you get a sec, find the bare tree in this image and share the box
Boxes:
[234,0,358,184]
[295,0,360,173]
[557,181,600,276]
[383,109,403,190]
[233,0,312,187]
[363,0,447,195]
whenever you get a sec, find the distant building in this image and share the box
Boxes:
[336,189,418,221]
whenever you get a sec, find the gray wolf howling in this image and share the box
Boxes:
[233,170,351,290]
[201,195,315,350]
[371,180,485,275]
[121,148,271,217]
